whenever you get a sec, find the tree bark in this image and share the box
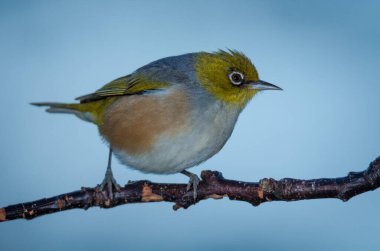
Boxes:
[1,156,379,222]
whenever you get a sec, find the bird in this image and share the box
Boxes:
[32,50,282,199]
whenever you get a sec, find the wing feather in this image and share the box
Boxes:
[76,74,168,103]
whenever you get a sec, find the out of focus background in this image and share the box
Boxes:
[1,1,379,250]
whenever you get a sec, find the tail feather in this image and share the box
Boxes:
[31,102,77,113]
[31,102,95,123]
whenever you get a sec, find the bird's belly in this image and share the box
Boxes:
[113,123,229,174]
[100,88,239,174]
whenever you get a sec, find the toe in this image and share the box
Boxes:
[190,175,200,200]
[192,182,198,200]
[186,182,191,191]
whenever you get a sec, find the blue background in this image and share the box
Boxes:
[1,1,379,250]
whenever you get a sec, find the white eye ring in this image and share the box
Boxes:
[228,71,244,85]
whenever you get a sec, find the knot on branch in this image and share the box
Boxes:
[201,170,225,183]
[258,177,301,202]
[366,156,380,186]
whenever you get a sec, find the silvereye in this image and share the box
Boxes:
[32,50,282,199]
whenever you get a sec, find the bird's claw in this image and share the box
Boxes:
[99,167,121,199]
[186,173,200,201]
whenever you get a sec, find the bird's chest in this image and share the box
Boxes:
[100,88,239,174]
[152,99,238,173]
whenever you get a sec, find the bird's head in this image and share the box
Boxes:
[195,50,282,109]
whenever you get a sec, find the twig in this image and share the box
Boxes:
[1,156,379,222]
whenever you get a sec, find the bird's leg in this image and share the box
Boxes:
[99,147,121,199]
[181,170,201,200]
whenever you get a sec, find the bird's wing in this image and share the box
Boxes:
[76,74,169,103]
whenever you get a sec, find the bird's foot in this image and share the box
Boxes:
[98,167,121,199]
[181,170,200,201]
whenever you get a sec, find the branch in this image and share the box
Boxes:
[1,156,379,222]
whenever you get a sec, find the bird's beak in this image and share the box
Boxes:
[247,80,283,91]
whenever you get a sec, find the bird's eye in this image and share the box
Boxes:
[228,71,244,85]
